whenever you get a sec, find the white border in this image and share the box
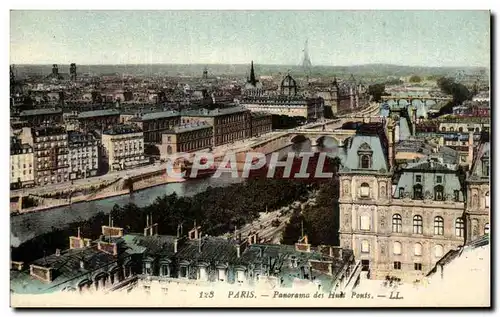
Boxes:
[2,1,497,316]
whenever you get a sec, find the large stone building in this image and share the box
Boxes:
[160,122,213,157]
[465,137,490,243]
[101,124,147,171]
[10,137,35,189]
[21,126,70,186]
[181,106,251,147]
[250,112,272,137]
[68,131,100,180]
[77,109,121,132]
[18,108,63,126]
[129,111,181,144]
[337,119,469,283]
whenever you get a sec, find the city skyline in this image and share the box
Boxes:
[11,11,490,67]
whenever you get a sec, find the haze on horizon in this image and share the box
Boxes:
[10,10,490,68]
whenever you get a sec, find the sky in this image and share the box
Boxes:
[10,10,490,67]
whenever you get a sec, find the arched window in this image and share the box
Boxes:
[393,242,402,255]
[434,216,444,235]
[360,183,370,197]
[475,127,480,133]
[413,184,423,200]
[485,192,490,208]
[360,155,371,169]
[361,240,370,253]
[434,244,444,258]
[360,215,370,231]
[458,127,463,132]
[392,214,402,233]
[166,145,173,155]
[434,185,444,201]
[414,243,422,256]
[441,127,446,132]
[455,218,464,237]
[450,127,455,132]
[413,215,423,234]
[484,223,490,235]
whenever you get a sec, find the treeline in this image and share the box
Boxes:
[434,77,473,116]
[281,177,340,246]
[11,178,310,264]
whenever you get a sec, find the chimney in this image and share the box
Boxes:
[236,245,241,258]
[174,239,178,253]
[55,249,61,257]
[328,263,333,275]
[329,247,333,257]
[467,132,474,167]
[80,260,85,270]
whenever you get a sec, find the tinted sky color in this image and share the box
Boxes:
[10,10,490,67]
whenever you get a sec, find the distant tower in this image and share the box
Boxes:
[52,64,59,76]
[302,39,312,73]
[10,65,14,84]
[202,67,208,80]
[249,61,257,86]
[70,63,77,81]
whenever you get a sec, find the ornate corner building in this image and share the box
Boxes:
[338,117,490,283]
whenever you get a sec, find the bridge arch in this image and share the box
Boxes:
[290,134,310,144]
[316,135,341,148]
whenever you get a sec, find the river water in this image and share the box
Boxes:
[11,140,322,247]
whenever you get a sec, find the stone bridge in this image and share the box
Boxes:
[381,95,453,108]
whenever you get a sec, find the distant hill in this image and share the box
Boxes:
[10,63,488,80]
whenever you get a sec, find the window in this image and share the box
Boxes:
[360,155,371,169]
[450,127,455,132]
[361,240,370,253]
[199,267,208,281]
[236,270,245,284]
[399,187,404,198]
[415,175,422,183]
[455,218,465,237]
[392,214,402,233]
[485,192,490,208]
[414,263,422,271]
[458,127,463,132]
[441,127,446,132]
[360,183,370,197]
[484,223,490,235]
[360,215,370,231]
[180,266,188,278]
[434,185,444,201]
[393,242,402,255]
[143,262,152,275]
[434,245,444,258]
[434,217,444,235]
[436,176,443,184]
[413,184,423,200]
[160,265,169,277]
[361,260,370,272]
[393,261,402,270]
[482,160,489,177]
[413,215,423,234]
[218,269,226,282]
[414,243,422,256]
[454,190,460,202]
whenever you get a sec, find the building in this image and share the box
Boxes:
[337,119,467,283]
[129,111,181,144]
[68,131,100,180]
[101,124,148,171]
[181,106,251,147]
[438,116,490,134]
[250,112,272,137]
[241,73,324,122]
[18,108,63,126]
[11,223,362,295]
[464,136,490,243]
[77,109,121,132]
[10,137,35,189]
[70,63,77,81]
[160,122,213,157]
[25,126,70,186]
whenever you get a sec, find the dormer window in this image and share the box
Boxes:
[142,261,152,275]
[434,185,444,201]
[413,184,423,200]
[415,175,422,183]
[179,266,188,279]
[482,158,489,177]
[436,176,443,184]
[398,187,404,198]
[485,192,490,208]
[357,142,373,169]
[453,190,460,202]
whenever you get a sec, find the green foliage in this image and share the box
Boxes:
[368,83,390,102]
[22,196,39,209]
[409,75,422,83]
[436,77,472,116]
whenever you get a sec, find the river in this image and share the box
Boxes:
[11,140,325,247]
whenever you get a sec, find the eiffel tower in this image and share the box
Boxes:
[302,39,312,73]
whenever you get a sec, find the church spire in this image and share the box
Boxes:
[249,60,257,86]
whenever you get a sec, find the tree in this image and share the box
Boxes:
[409,75,422,83]
[368,83,390,102]
[436,77,472,116]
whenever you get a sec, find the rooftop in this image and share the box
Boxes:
[181,106,249,117]
[78,109,120,119]
[19,108,62,117]
[165,122,213,134]
[103,124,142,135]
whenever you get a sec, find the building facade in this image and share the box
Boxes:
[18,108,63,126]
[68,131,100,180]
[250,112,273,137]
[465,139,490,243]
[28,126,70,186]
[129,111,181,144]
[338,120,466,283]
[101,124,147,171]
[10,137,35,189]
[77,109,121,132]
[160,122,213,157]
[181,106,251,147]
